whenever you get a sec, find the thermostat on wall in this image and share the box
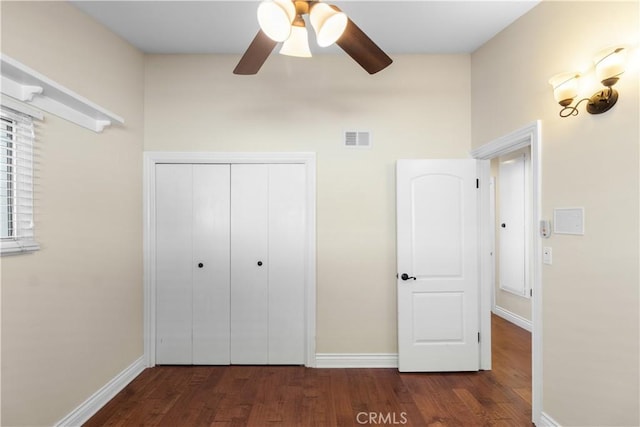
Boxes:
[553,208,584,235]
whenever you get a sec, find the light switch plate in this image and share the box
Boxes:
[543,247,552,265]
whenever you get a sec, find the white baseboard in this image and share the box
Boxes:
[55,356,146,427]
[493,305,532,332]
[538,411,561,427]
[315,353,398,368]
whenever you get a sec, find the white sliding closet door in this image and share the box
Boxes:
[268,164,306,364]
[230,164,270,364]
[192,165,231,364]
[156,162,305,366]
[156,164,230,365]
[156,164,193,364]
[230,164,306,365]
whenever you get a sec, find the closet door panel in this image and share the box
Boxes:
[156,164,193,364]
[231,164,269,364]
[192,164,231,364]
[268,164,306,364]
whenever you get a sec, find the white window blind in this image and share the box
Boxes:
[1,106,39,255]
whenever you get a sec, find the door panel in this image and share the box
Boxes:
[230,164,269,364]
[412,292,464,342]
[268,164,306,364]
[411,174,463,277]
[192,164,231,364]
[156,164,193,364]
[397,159,479,372]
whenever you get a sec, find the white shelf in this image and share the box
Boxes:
[0,54,124,132]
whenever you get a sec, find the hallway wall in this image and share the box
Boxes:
[471,1,639,425]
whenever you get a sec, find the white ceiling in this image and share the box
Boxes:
[71,1,540,55]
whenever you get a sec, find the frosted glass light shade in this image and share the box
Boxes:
[309,3,348,47]
[549,72,580,106]
[258,0,296,42]
[594,47,626,86]
[279,24,312,58]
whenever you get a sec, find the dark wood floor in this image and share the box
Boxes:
[85,315,531,426]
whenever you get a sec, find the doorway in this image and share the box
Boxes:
[492,147,533,330]
[471,121,542,425]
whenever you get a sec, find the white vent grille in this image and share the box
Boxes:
[344,131,371,148]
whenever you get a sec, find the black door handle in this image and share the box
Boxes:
[197,263,204,268]
[501,223,506,228]
[257,261,263,266]
[400,273,416,281]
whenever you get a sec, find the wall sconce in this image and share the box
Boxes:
[549,46,627,118]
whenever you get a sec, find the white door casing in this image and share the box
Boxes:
[396,159,480,372]
[470,120,542,425]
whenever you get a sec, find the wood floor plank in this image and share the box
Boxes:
[85,315,532,426]
[328,368,354,426]
[300,369,332,427]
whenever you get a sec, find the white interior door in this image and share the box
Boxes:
[498,154,527,296]
[397,159,479,372]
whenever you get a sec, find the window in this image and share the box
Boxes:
[1,106,39,255]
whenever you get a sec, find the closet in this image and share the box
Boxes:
[155,163,306,365]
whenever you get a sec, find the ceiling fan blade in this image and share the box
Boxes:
[233,30,278,75]
[336,17,393,74]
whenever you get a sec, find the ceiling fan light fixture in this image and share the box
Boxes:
[235,0,392,75]
[279,16,312,58]
[257,0,296,42]
[310,3,348,47]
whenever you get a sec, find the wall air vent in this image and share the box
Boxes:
[344,131,371,149]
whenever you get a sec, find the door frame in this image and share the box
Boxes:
[470,121,542,425]
[143,151,317,367]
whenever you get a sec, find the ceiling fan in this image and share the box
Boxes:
[233,0,393,75]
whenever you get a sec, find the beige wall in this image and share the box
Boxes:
[0,2,144,426]
[3,1,637,426]
[472,1,639,425]
[144,54,472,353]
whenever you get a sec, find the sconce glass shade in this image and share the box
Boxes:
[309,3,348,47]
[549,72,580,106]
[257,0,296,42]
[594,47,626,86]
[279,17,312,58]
